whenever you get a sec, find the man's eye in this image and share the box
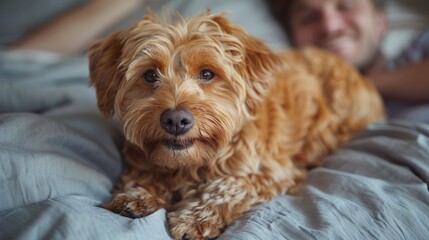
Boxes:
[300,12,320,25]
[142,70,159,83]
[338,0,354,11]
[200,69,215,82]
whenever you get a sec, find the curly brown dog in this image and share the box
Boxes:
[88,12,385,240]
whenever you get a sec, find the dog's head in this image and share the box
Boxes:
[89,12,280,169]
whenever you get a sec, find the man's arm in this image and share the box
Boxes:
[367,57,429,102]
[12,0,142,56]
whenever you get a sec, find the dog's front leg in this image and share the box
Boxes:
[104,168,172,218]
[167,175,289,240]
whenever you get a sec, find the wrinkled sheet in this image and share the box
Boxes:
[1,54,429,240]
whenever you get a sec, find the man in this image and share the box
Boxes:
[268,0,429,122]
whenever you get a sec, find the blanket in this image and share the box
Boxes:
[0,53,428,240]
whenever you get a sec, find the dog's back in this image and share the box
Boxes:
[250,47,385,169]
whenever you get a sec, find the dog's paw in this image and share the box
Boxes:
[167,210,224,240]
[105,191,162,218]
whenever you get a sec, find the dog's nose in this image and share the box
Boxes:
[160,109,194,136]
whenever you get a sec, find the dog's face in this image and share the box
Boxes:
[89,13,279,169]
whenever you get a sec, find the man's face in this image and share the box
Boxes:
[288,0,386,70]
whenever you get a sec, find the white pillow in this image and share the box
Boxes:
[383,0,429,58]
[151,0,290,51]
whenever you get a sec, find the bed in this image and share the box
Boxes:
[1,0,429,239]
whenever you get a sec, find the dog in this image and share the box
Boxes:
[88,12,385,240]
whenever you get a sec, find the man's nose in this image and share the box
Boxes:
[320,9,345,34]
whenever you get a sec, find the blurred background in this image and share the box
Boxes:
[0,0,160,58]
[0,0,428,59]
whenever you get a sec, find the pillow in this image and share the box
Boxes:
[146,0,290,51]
[383,0,429,58]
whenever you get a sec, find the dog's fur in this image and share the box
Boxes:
[89,12,385,240]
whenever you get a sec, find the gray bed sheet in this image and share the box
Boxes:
[0,54,429,240]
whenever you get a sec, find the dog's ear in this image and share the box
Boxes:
[211,14,280,115]
[88,31,124,118]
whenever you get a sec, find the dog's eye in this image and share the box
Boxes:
[143,70,159,83]
[200,69,215,82]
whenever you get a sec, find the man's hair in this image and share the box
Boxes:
[266,0,386,17]
[372,0,387,10]
[266,0,386,44]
